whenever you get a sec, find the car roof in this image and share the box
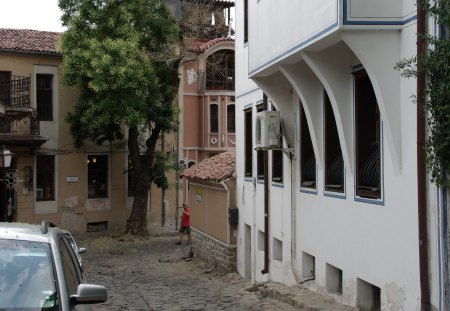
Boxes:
[0,221,67,244]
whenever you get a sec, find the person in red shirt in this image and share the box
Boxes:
[176,203,191,245]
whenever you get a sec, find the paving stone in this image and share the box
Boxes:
[79,233,355,311]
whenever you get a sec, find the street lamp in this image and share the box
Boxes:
[0,145,12,168]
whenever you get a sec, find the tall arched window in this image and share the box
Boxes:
[206,50,234,90]
[227,104,235,133]
[210,104,219,133]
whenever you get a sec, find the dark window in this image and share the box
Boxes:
[58,237,81,297]
[244,108,252,177]
[88,155,108,198]
[271,105,283,183]
[300,102,316,189]
[227,104,235,133]
[256,104,264,179]
[0,71,11,107]
[0,72,11,133]
[354,70,381,199]
[206,50,234,90]
[324,92,344,192]
[36,74,53,121]
[36,155,55,201]
[210,104,219,133]
[244,0,248,43]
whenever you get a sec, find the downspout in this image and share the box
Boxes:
[417,3,431,309]
[220,180,231,245]
[176,73,181,230]
[289,137,301,283]
[261,149,269,274]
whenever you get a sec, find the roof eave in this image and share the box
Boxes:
[0,48,60,57]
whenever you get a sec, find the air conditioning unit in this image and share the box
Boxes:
[255,111,281,148]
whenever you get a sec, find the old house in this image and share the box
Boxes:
[235,1,446,310]
[0,29,177,233]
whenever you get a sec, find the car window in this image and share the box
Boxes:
[64,233,83,269]
[58,237,82,298]
[0,239,57,310]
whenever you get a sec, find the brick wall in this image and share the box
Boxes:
[191,228,237,273]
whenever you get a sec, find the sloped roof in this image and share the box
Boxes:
[0,29,60,55]
[181,150,235,182]
[189,37,234,53]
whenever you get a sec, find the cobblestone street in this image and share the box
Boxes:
[79,233,355,311]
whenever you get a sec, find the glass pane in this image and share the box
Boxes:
[0,239,56,309]
[36,74,53,121]
[88,155,108,198]
[36,155,55,201]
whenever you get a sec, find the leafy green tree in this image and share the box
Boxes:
[58,0,181,235]
[396,0,450,188]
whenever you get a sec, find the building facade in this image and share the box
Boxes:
[0,29,178,234]
[235,1,446,310]
[178,36,235,205]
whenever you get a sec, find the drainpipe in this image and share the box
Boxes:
[176,96,180,230]
[289,142,301,283]
[416,3,431,309]
[261,149,269,274]
[220,180,231,245]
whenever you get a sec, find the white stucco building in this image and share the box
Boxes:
[234,1,448,310]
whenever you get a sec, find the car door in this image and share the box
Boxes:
[58,236,88,311]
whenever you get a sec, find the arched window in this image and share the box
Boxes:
[354,69,381,199]
[227,104,235,133]
[206,50,234,90]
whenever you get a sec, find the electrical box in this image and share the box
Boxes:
[255,111,281,148]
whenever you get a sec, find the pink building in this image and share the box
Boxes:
[178,36,235,205]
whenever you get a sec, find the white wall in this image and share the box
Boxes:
[235,0,432,310]
[248,0,338,76]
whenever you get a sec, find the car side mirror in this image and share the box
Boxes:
[70,284,107,305]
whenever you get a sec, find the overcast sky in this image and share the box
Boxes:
[0,1,235,34]
[0,0,65,32]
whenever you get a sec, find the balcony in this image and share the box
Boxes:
[0,75,46,146]
[199,69,235,91]
[0,75,33,118]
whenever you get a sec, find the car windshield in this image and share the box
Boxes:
[0,239,57,310]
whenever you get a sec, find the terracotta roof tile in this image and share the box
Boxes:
[0,29,60,55]
[181,150,235,182]
[189,37,234,53]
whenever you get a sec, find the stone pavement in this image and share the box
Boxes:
[78,232,356,311]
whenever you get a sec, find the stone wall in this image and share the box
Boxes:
[192,228,237,273]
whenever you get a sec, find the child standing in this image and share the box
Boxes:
[176,203,191,245]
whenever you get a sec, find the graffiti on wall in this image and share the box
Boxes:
[87,198,110,211]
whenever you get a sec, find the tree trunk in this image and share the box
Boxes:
[126,175,151,235]
[125,125,161,235]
